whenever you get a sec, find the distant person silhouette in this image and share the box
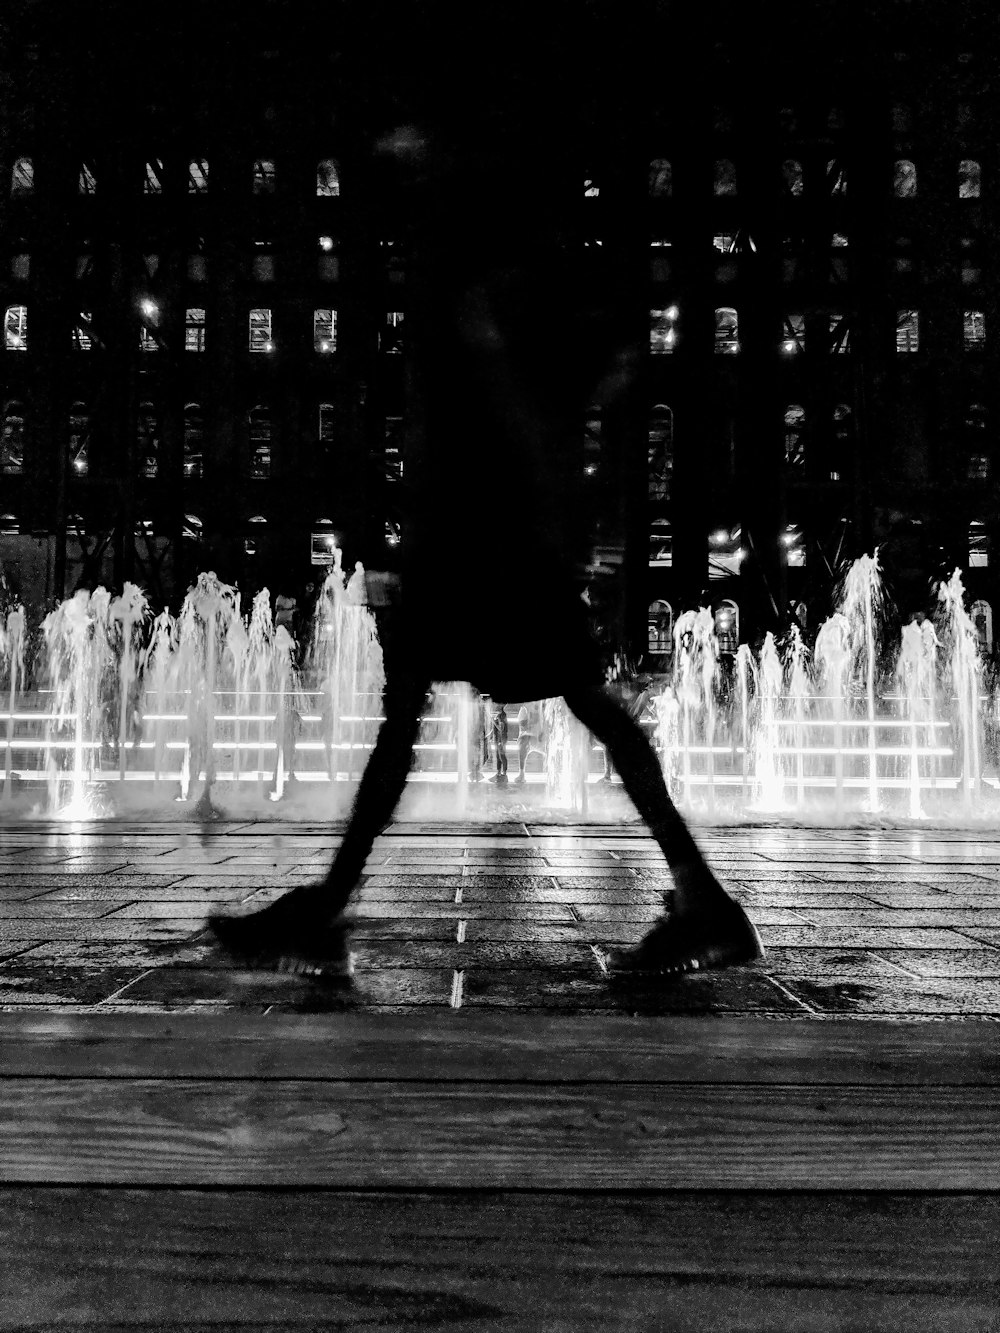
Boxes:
[208,118,763,980]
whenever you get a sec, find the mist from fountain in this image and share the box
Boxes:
[1,550,997,825]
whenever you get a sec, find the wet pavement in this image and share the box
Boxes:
[1,818,1000,1017]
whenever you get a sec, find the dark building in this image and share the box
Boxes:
[1,1,998,664]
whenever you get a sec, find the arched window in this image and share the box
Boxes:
[714,307,739,354]
[183,403,203,478]
[4,305,27,351]
[138,401,159,479]
[648,404,673,502]
[893,159,917,198]
[971,600,993,654]
[959,159,981,199]
[252,159,275,194]
[714,600,739,654]
[970,520,989,568]
[782,159,803,197]
[964,309,986,351]
[68,402,89,475]
[249,404,271,479]
[784,405,806,468]
[10,157,33,196]
[647,600,673,655]
[648,158,672,198]
[1,401,25,474]
[714,159,737,196]
[316,158,340,197]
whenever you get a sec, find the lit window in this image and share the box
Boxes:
[782,159,803,197]
[648,404,673,503]
[714,600,740,652]
[69,403,89,475]
[781,313,805,355]
[1,401,25,474]
[714,307,739,354]
[831,232,849,248]
[648,158,672,198]
[185,308,206,353]
[249,405,271,478]
[649,306,678,354]
[784,405,806,468]
[959,159,981,199]
[314,308,337,353]
[138,402,159,478]
[896,309,919,353]
[382,310,404,355]
[647,600,673,654]
[316,158,340,197]
[648,518,672,567]
[583,178,600,197]
[784,525,806,567]
[385,415,404,482]
[187,158,209,193]
[713,233,736,254]
[714,159,737,196]
[139,325,158,353]
[318,403,335,449]
[826,159,847,196]
[144,159,164,194]
[183,403,203,477]
[970,520,989,568]
[73,312,95,351]
[10,157,33,196]
[253,159,276,194]
[893,159,917,198]
[78,162,97,194]
[709,529,742,580]
[829,312,850,354]
[964,310,986,350]
[249,308,273,353]
[4,305,27,351]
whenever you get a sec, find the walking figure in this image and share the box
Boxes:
[208,114,763,981]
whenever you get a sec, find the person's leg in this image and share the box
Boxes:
[207,671,431,973]
[563,683,763,973]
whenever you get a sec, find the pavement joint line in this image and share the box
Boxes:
[449,969,464,1009]
[456,920,467,943]
[95,967,157,1005]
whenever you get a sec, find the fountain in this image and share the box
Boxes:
[0,547,996,825]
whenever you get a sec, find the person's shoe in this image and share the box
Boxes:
[513,773,526,785]
[494,773,509,786]
[602,893,764,976]
[206,885,354,978]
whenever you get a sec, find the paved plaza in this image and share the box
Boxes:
[2,815,1000,1017]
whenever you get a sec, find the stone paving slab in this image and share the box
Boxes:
[1,820,999,1017]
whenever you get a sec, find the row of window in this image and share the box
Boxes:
[7,154,986,203]
[0,400,341,479]
[649,307,989,355]
[2,305,406,356]
[8,157,340,198]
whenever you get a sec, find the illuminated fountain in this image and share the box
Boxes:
[0,548,997,823]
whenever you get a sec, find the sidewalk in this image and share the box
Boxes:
[1,819,999,1017]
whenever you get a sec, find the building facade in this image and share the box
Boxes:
[1,1,998,664]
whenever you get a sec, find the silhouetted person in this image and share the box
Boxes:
[487,697,509,784]
[208,112,762,980]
